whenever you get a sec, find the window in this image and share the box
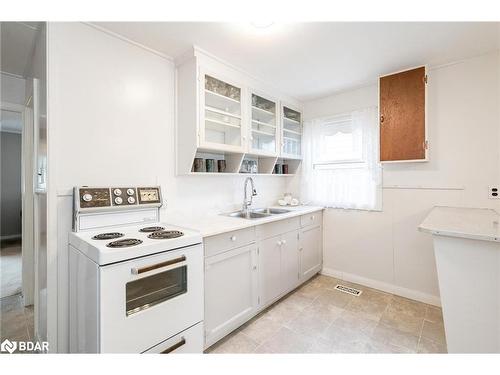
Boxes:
[301,107,382,210]
[314,113,364,167]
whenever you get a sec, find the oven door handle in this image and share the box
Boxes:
[160,337,186,354]
[131,255,186,275]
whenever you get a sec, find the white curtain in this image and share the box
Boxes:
[301,106,382,210]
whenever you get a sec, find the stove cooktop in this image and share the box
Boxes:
[69,222,202,265]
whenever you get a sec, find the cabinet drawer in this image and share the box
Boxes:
[143,322,203,354]
[204,227,256,257]
[256,217,300,240]
[300,211,322,228]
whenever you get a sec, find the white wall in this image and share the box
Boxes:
[299,52,500,305]
[0,131,22,238]
[48,23,289,352]
[0,73,26,105]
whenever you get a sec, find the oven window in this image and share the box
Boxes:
[126,266,187,316]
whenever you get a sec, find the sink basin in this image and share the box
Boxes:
[252,208,291,215]
[224,207,291,220]
[226,211,270,219]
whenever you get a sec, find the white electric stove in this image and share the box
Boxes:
[69,186,204,354]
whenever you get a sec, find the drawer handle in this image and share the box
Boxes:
[132,255,186,275]
[281,239,287,245]
[230,236,237,242]
[161,337,186,354]
[277,240,282,246]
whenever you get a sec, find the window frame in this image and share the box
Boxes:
[312,113,367,169]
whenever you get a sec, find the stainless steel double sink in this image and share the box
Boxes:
[224,207,291,220]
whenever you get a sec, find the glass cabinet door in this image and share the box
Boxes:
[250,94,278,155]
[203,75,243,149]
[282,106,302,157]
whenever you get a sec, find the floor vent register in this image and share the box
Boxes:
[334,284,362,296]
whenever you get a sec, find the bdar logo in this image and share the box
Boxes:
[1,339,17,354]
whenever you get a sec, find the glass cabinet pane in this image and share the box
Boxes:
[251,94,277,153]
[282,106,302,157]
[203,75,242,148]
[126,266,187,316]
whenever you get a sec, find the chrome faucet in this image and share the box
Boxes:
[242,177,257,216]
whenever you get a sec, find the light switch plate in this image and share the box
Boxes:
[488,186,499,199]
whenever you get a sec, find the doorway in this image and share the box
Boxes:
[1,21,46,349]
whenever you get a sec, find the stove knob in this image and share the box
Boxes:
[82,193,93,202]
[127,188,135,196]
[127,196,136,204]
[114,197,123,205]
[113,188,122,196]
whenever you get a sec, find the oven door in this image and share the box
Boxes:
[99,244,203,353]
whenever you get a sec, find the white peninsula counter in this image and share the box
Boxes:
[419,206,500,353]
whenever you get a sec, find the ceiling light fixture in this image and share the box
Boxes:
[250,21,275,29]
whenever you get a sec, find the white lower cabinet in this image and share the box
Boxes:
[281,230,300,293]
[204,244,258,347]
[299,225,322,280]
[204,210,323,349]
[259,235,284,306]
[259,230,300,307]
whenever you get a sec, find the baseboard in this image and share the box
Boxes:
[0,234,21,241]
[321,267,441,307]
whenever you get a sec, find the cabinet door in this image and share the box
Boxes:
[379,66,427,162]
[250,92,278,156]
[200,72,245,153]
[259,235,283,306]
[281,230,300,293]
[299,226,322,281]
[204,244,258,347]
[281,105,302,158]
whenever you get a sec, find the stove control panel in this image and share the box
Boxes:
[76,186,162,210]
[111,187,137,206]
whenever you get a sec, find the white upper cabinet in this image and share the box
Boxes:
[249,92,279,156]
[175,47,303,175]
[200,71,247,153]
[281,104,303,159]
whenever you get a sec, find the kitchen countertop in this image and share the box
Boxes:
[167,205,324,237]
[418,206,500,242]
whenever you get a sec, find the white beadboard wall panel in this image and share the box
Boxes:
[322,204,394,285]
[49,23,287,352]
[390,188,464,297]
[301,51,500,304]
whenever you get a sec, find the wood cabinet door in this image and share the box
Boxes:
[204,244,258,347]
[259,235,283,306]
[280,230,300,293]
[299,226,322,281]
[379,66,426,162]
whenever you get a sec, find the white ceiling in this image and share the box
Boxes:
[95,22,500,101]
[1,22,41,76]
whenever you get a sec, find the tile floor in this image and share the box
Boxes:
[206,275,447,354]
[0,293,34,344]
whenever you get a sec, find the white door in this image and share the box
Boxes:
[259,234,282,306]
[204,244,258,347]
[299,226,322,280]
[281,230,300,292]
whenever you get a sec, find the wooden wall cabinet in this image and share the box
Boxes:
[379,66,428,162]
